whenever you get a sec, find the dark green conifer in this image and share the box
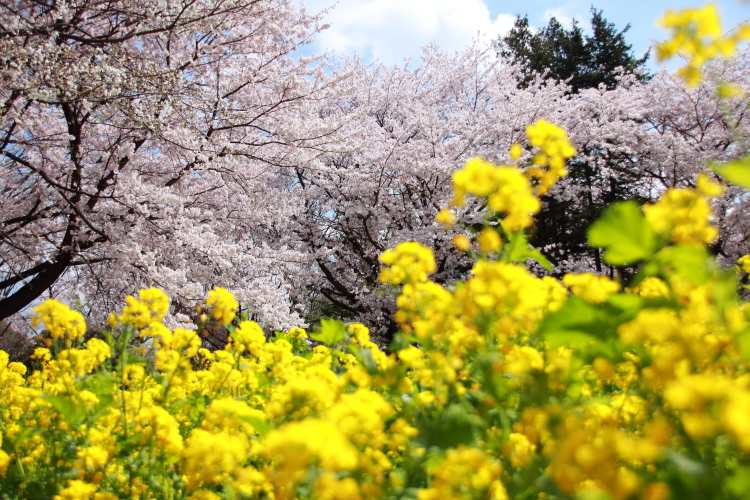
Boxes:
[495,8,650,274]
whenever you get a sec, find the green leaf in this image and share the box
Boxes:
[527,247,553,271]
[80,372,117,397]
[42,395,85,424]
[2,425,33,452]
[504,231,553,271]
[538,295,645,354]
[710,155,750,189]
[79,373,116,418]
[389,333,419,352]
[310,318,347,345]
[727,467,750,496]
[587,201,658,265]
[735,329,750,359]
[240,416,272,437]
[419,404,484,449]
[539,297,616,345]
[606,293,644,312]
[543,331,600,349]
[665,450,708,476]
[642,245,714,285]
[347,343,379,372]
[504,231,528,261]
[102,329,114,347]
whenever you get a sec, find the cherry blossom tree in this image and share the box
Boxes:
[0,0,350,329]
[291,45,575,336]
[292,45,750,339]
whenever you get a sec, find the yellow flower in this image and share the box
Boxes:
[738,254,750,274]
[77,445,109,470]
[205,287,238,325]
[644,187,718,245]
[562,273,621,304]
[525,119,575,194]
[505,432,537,467]
[264,419,359,474]
[452,234,472,252]
[202,398,266,435]
[140,321,172,348]
[183,429,248,489]
[451,157,499,202]
[379,241,437,285]
[629,276,671,299]
[657,4,749,86]
[85,338,112,366]
[53,480,98,500]
[722,388,750,451]
[477,227,502,253]
[618,308,678,344]
[457,261,556,335]
[119,288,170,328]
[31,347,52,361]
[134,405,183,457]
[265,369,338,420]
[451,157,541,231]
[172,328,201,357]
[232,320,266,355]
[347,323,370,344]
[420,447,507,500]
[0,449,9,477]
[435,208,456,226]
[328,389,393,447]
[696,172,724,197]
[504,345,544,376]
[288,327,309,339]
[509,142,523,160]
[31,299,86,341]
[313,473,361,500]
[189,491,222,500]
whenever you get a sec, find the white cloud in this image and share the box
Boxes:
[300,0,516,65]
[541,7,576,28]
[539,4,593,33]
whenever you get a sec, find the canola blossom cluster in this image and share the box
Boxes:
[449,120,575,239]
[657,3,750,86]
[3,109,750,499]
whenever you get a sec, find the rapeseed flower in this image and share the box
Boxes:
[379,241,436,285]
[657,4,750,85]
[525,119,576,195]
[119,287,170,328]
[31,299,86,341]
[643,187,718,245]
[205,287,239,325]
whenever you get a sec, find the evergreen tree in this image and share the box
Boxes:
[495,8,650,92]
[495,9,650,275]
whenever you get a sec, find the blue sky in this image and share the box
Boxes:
[299,0,749,72]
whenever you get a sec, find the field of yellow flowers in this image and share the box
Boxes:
[3,4,750,500]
